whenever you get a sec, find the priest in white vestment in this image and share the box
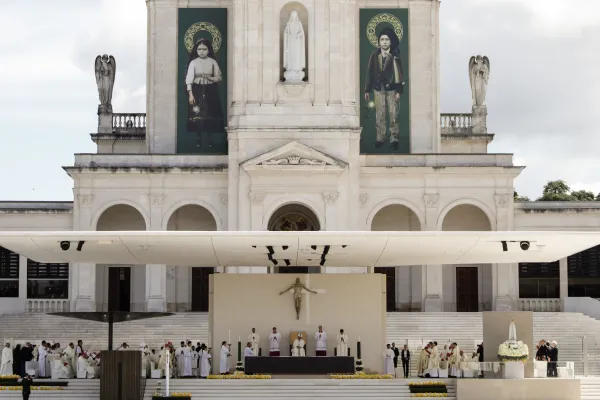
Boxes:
[384,344,395,375]
[219,341,231,375]
[244,342,254,361]
[182,343,193,377]
[292,334,305,357]
[0,343,13,376]
[336,329,348,357]
[63,344,76,376]
[269,327,281,357]
[427,342,439,370]
[38,343,47,378]
[314,326,327,356]
[199,345,211,378]
[77,353,90,377]
[177,341,186,377]
[248,328,260,356]
[448,343,460,378]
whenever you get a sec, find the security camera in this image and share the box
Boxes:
[520,241,530,251]
[60,241,70,251]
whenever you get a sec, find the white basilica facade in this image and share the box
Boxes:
[1,0,599,316]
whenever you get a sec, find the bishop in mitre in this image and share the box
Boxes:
[336,329,348,357]
[384,344,395,375]
[416,343,430,377]
[292,334,305,357]
[0,343,13,376]
[248,328,260,356]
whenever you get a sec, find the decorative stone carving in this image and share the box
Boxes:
[495,194,509,209]
[424,194,439,208]
[95,54,116,113]
[219,194,228,207]
[359,193,368,206]
[322,192,339,204]
[249,192,265,206]
[149,194,164,206]
[283,11,306,83]
[261,156,327,166]
[78,194,93,207]
[469,55,490,107]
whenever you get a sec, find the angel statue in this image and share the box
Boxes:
[468,55,490,107]
[95,54,116,112]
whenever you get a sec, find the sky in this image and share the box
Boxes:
[0,0,599,201]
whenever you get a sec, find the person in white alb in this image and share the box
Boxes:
[0,343,13,375]
[314,326,327,356]
[292,334,306,357]
[269,327,282,357]
[336,329,348,357]
[244,342,254,360]
[199,344,211,378]
[219,341,231,375]
[384,344,395,375]
[248,328,260,356]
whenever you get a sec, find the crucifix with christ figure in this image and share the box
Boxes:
[279,277,318,320]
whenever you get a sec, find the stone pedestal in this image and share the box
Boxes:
[502,362,525,379]
[471,105,487,134]
[97,110,113,134]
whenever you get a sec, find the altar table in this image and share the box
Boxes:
[244,356,355,374]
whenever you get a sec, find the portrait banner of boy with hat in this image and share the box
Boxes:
[359,10,410,154]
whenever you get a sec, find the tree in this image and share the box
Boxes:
[596,193,600,201]
[571,190,596,201]
[513,191,530,202]
[537,180,575,201]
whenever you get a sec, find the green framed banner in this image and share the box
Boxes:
[359,9,410,154]
[177,8,228,154]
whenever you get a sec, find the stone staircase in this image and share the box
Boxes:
[0,379,99,399]
[143,378,457,399]
[0,312,209,351]
[580,377,600,400]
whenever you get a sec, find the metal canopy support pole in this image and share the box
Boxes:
[108,311,114,351]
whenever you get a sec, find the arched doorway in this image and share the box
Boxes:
[371,204,422,311]
[96,204,147,312]
[442,204,492,312]
[167,204,218,312]
[268,203,320,273]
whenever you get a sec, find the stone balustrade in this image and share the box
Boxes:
[518,298,561,312]
[441,113,472,134]
[26,300,70,313]
[112,113,146,134]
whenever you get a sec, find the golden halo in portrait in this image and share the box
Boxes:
[184,22,222,53]
[366,13,403,48]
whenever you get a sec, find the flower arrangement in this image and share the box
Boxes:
[411,393,447,398]
[0,386,64,391]
[152,393,191,398]
[207,374,271,379]
[0,375,19,379]
[329,372,394,379]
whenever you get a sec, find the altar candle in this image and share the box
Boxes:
[229,330,231,344]
[239,336,241,342]
[358,336,361,342]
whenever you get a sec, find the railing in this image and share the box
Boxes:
[441,113,473,134]
[112,113,146,134]
[26,300,70,312]
[519,298,561,312]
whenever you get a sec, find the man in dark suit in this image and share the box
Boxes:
[401,344,411,378]
[364,27,405,150]
[548,341,558,377]
[19,343,33,378]
[391,343,400,370]
[21,374,32,400]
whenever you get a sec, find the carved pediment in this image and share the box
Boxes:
[242,142,346,170]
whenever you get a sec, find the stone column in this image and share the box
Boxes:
[493,194,518,311]
[19,255,27,310]
[559,257,568,311]
[322,191,339,230]
[146,193,167,312]
[249,192,265,231]
[422,194,443,312]
[73,194,96,312]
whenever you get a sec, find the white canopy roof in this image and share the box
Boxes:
[0,231,599,267]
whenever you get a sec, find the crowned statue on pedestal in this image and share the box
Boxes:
[497,319,529,363]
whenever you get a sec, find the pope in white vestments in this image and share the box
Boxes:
[248,328,260,356]
[0,344,13,376]
[219,342,230,374]
[336,329,348,357]
[314,326,327,356]
[244,343,254,361]
[292,334,305,357]
[384,344,395,375]
[269,328,281,357]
